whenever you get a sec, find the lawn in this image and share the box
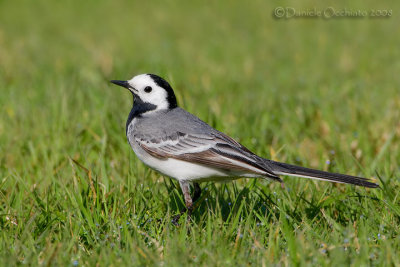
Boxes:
[1,0,399,266]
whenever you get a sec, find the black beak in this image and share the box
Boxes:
[110,80,130,89]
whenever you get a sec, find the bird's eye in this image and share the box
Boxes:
[144,86,152,93]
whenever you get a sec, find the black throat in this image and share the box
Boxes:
[126,95,157,130]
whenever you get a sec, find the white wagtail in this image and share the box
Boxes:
[111,74,378,216]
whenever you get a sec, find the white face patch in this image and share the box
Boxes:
[127,74,170,111]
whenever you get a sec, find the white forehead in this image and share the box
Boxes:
[127,74,156,89]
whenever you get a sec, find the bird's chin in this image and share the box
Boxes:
[132,94,143,104]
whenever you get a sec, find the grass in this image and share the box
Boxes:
[1,0,400,265]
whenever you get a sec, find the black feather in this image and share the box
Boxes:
[126,95,157,133]
[148,74,178,109]
[269,161,379,188]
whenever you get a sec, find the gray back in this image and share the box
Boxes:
[131,108,217,138]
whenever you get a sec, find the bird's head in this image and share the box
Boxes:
[111,74,178,114]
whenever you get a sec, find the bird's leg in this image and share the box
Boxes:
[179,181,194,215]
[172,181,198,225]
[172,181,203,225]
[280,181,285,189]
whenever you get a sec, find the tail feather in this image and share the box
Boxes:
[269,161,379,188]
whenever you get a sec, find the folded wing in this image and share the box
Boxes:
[135,131,282,181]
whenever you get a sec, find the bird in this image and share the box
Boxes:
[110,74,378,218]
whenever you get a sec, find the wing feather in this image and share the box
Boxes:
[136,131,281,180]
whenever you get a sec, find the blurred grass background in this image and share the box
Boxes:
[1,0,399,266]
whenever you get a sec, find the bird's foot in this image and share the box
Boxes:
[171,207,193,226]
[172,211,184,226]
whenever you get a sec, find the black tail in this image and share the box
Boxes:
[269,161,379,188]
